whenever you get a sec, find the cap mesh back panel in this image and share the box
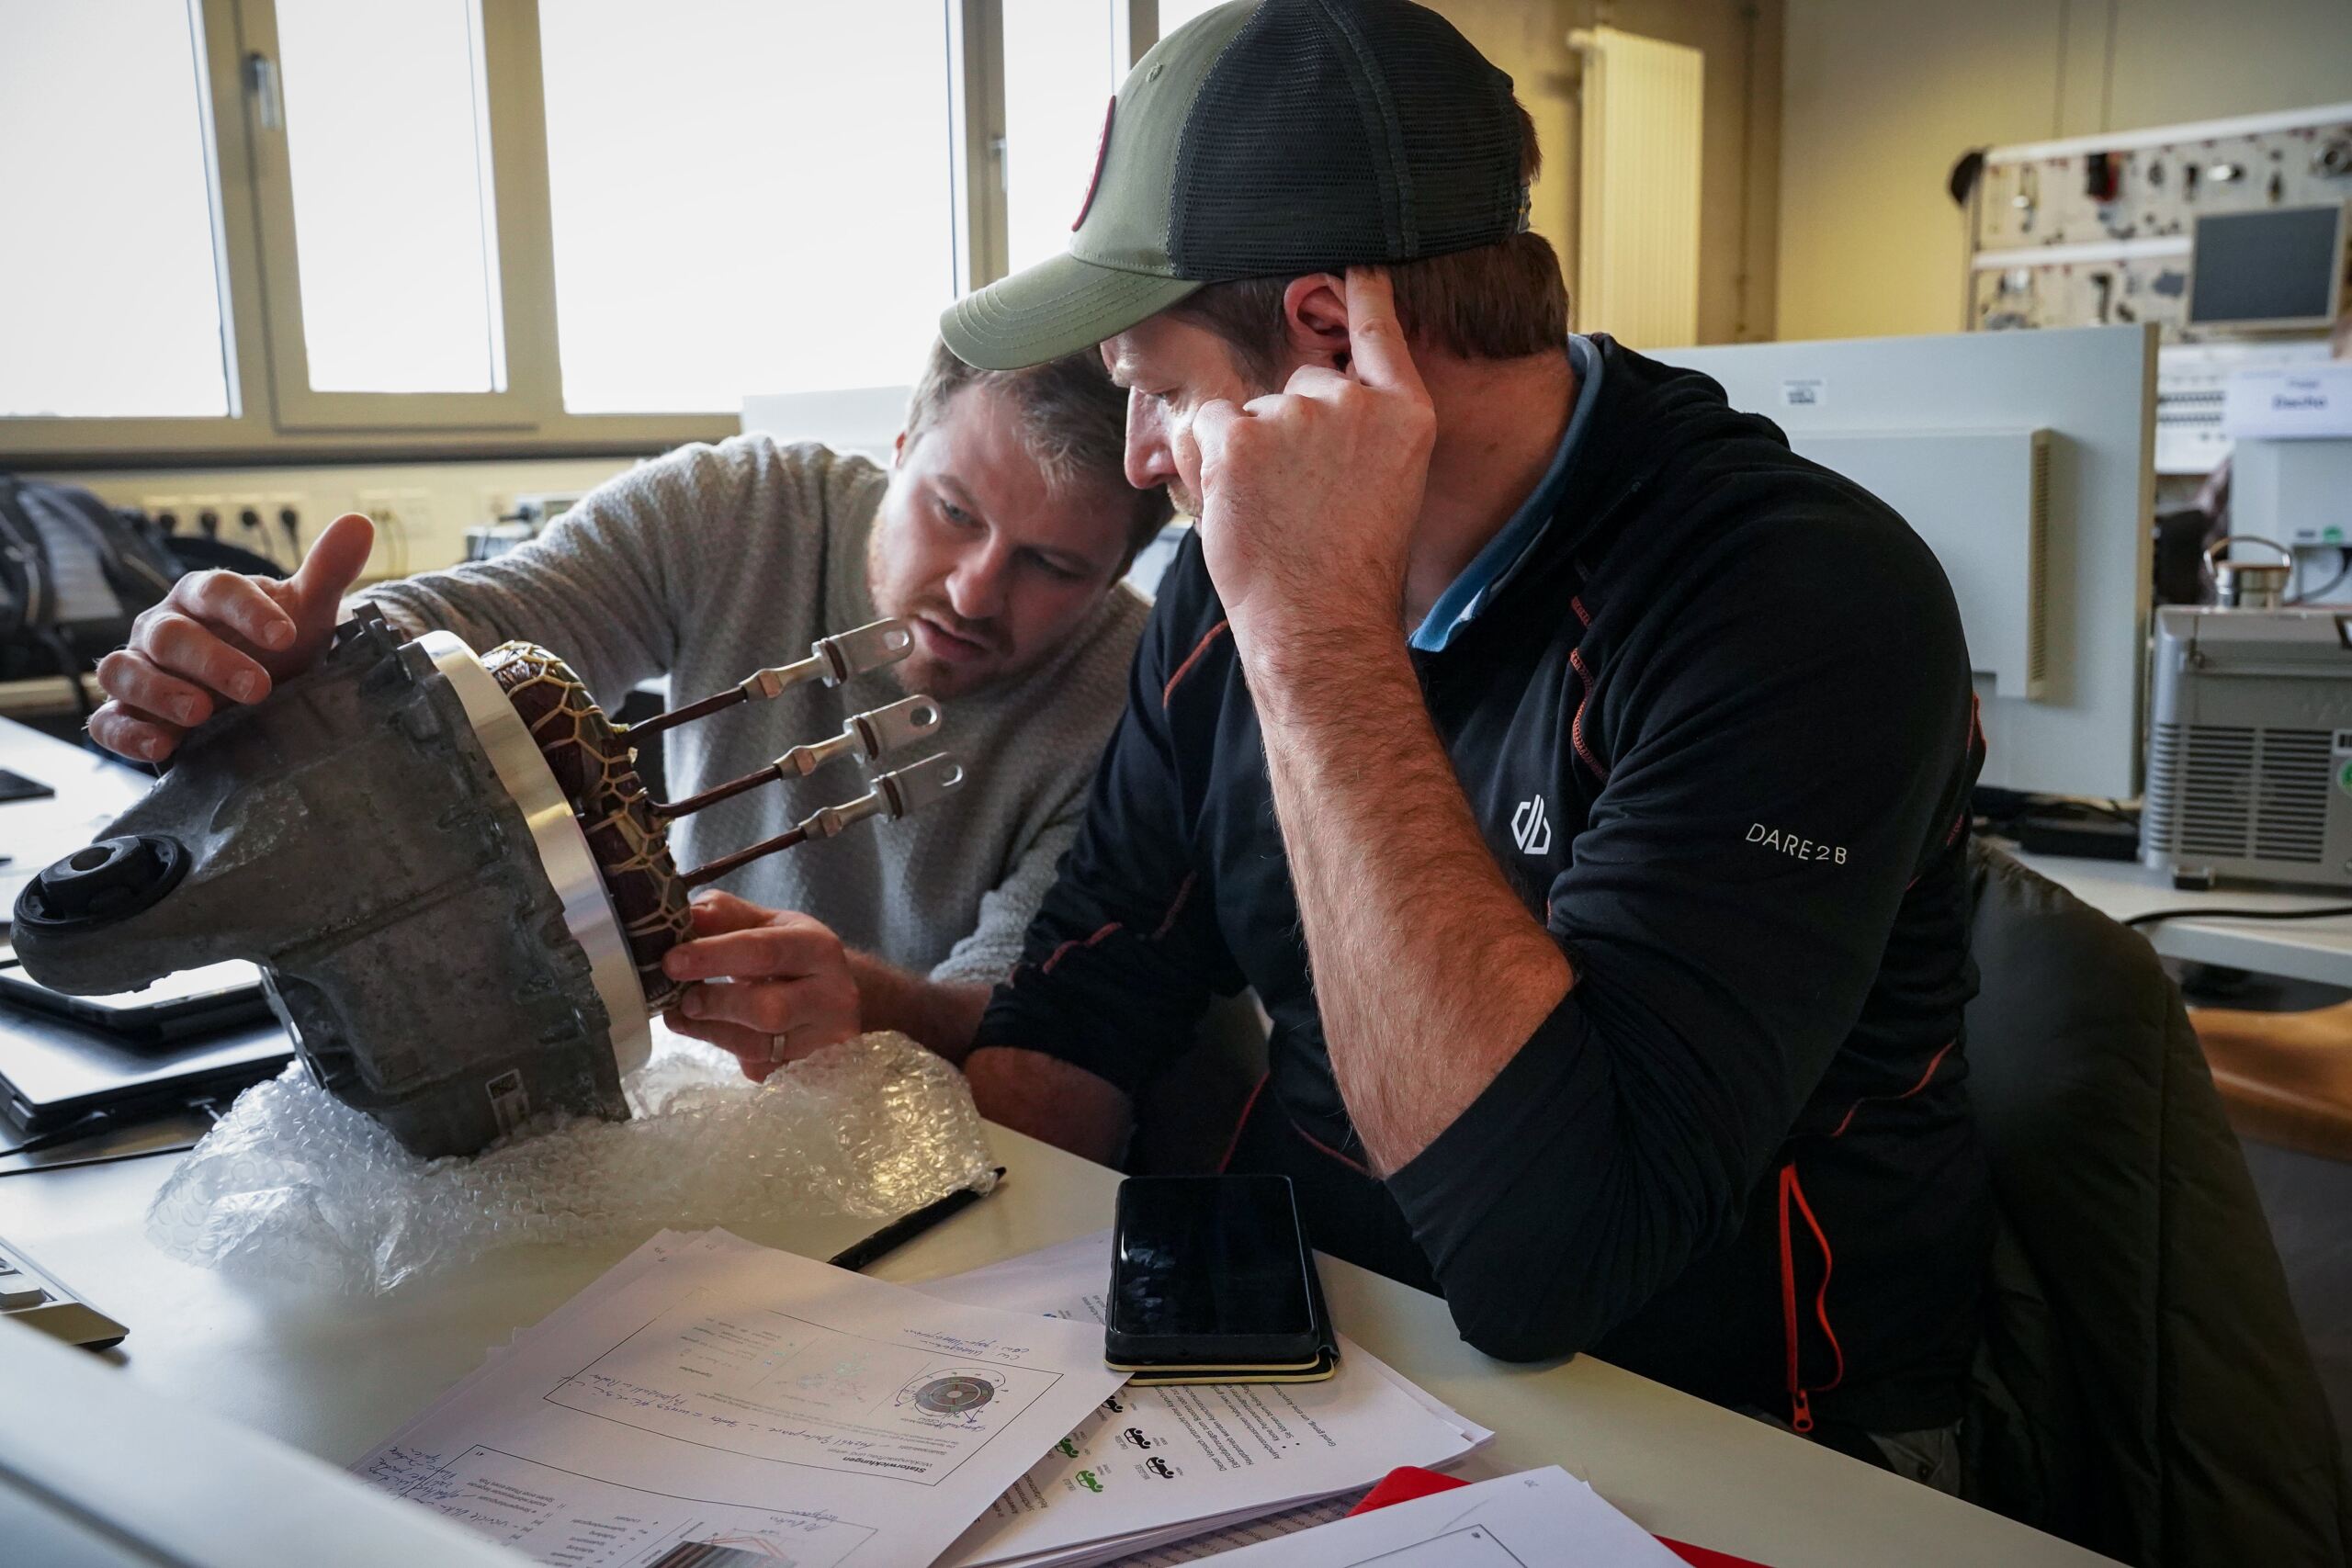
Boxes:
[1168,0,1523,279]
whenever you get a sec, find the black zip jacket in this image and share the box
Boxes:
[978,336,1993,1434]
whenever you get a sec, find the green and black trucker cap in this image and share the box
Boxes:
[940,0,1529,371]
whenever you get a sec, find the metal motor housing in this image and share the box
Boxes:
[11,610,649,1156]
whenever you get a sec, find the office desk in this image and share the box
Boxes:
[2016,848,2352,988]
[0,717,153,915]
[0,1108,2107,1567]
[0,716,2106,1564]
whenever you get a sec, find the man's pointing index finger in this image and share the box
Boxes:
[1342,265,1425,395]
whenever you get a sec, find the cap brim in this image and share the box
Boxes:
[941,253,1202,371]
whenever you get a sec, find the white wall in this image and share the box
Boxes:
[1779,0,2352,341]
[1419,0,1785,344]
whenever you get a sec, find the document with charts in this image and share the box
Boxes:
[1188,1467,1679,1567]
[351,1230,1126,1568]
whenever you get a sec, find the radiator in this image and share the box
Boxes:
[1568,26,1704,349]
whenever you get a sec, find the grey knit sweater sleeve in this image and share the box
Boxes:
[358,433,1154,993]
[930,801,1084,987]
[367,441,763,711]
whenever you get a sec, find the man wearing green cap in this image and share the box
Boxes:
[946,0,1989,1491]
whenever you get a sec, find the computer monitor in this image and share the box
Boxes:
[2187,203,2349,333]
[1650,324,2157,800]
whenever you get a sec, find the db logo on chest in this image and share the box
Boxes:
[1511,795,1553,856]
[1747,821,1847,864]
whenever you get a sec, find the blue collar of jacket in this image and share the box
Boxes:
[1408,334,1604,654]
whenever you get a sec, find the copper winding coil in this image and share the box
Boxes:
[482,642,692,1013]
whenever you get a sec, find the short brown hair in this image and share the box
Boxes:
[905,338,1172,569]
[1166,105,1567,381]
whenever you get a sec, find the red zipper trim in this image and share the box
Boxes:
[1789,1167,1846,1393]
[1216,1072,1272,1175]
[1289,1116,1376,1178]
[1777,1163,1809,1432]
[1828,1037,1955,1139]
[1161,619,1230,709]
[1039,921,1123,976]
[1148,872,1198,942]
[1777,1162,1846,1433]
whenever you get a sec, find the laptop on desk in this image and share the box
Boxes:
[0,975,290,1140]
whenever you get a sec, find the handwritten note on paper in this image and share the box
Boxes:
[352,1230,1126,1568]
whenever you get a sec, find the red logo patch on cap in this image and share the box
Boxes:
[1073,96,1115,231]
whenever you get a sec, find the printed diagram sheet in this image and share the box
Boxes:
[353,1231,1126,1568]
[1093,1452,1521,1566]
[542,1282,1066,1480]
[1094,1490,1363,1566]
[359,1443,880,1565]
[1185,1468,1680,1567]
[918,1231,1490,1568]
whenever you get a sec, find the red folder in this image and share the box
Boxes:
[1347,1465,1770,1568]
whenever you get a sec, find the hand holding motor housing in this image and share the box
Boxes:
[662,889,865,1080]
[89,513,376,762]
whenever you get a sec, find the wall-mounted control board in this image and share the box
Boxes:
[1966,104,2352,476]
[1967,102,2352,342]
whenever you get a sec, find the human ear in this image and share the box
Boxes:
[1281,275,1352,370]
[891,429,908,468]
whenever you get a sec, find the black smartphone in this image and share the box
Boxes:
[1105,1174,1327,1369]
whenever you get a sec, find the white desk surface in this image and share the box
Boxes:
[0,717,154,914]
[2014,847,2352,988]
[0,716,2109,1565]
[0,1118,2103,1567]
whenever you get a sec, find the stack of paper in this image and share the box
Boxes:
[351,1229,1128,1567]
[1182,1467,1681,1566]
[352,1228,1492,1568]
[919,1231,1493,1568]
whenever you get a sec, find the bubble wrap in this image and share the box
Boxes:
[145,1032,996,1294]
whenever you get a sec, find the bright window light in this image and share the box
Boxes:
[1003,0,1123,275]
[1156,0,1226,39]
[539,1,957,415]
[273,0,505,394]
[0,0,231,419]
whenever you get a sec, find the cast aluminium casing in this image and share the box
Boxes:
[2141,606,2352,890]
[9,612,649,1156]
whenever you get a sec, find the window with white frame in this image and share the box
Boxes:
[1003,0,1128,276]
[538,0,958,414]
[0,0,234,420]
[0,0,1154,461]
[271,0,508,396]
[1154,0,1224,40]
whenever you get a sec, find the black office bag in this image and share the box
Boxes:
[0,476,183,699]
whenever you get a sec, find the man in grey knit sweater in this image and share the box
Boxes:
[88,343,1168,1073]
